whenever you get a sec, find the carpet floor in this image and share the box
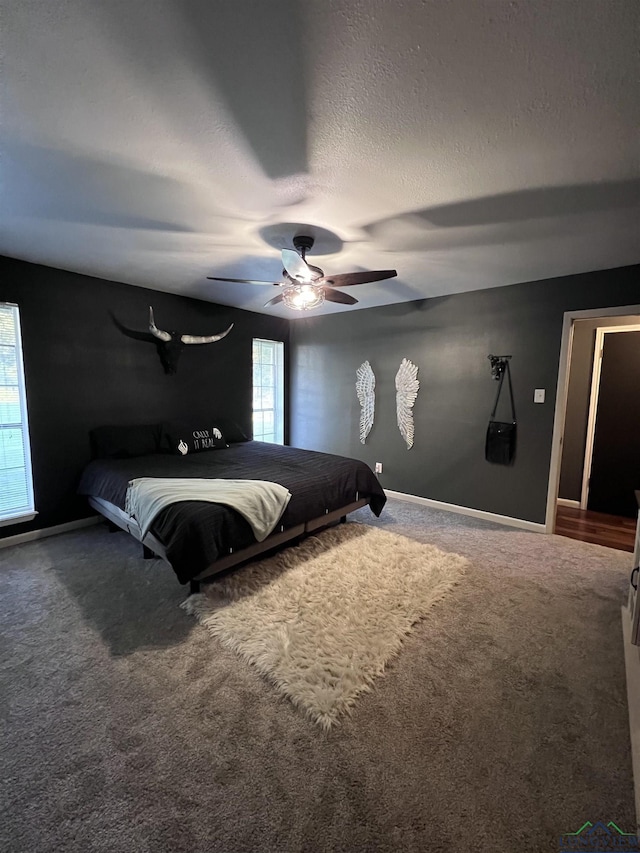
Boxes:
[183,523,469,728]
[0,498,635,852]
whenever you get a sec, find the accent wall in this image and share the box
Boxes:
[0,256,289,539]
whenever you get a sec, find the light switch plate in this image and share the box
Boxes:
[534,388,545,403]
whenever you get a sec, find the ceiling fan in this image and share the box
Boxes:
[207,235,397,310]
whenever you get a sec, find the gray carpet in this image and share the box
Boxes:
[0,498,635,852]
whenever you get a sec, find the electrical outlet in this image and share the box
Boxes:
[375,462,383,474]
[534,388,545,404]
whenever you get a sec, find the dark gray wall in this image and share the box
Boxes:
[559,314,640,502]
[0,256,288,539]
[290,265,640,524]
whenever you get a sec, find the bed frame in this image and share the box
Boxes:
[88,495,369,593]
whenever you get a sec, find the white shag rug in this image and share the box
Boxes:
[181,522,469,728]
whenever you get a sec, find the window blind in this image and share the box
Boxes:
[252,338,284,444]
[0,303,35,524]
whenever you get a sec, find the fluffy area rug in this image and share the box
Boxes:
[181,522,469,728]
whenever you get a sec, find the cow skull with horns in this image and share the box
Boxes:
[147,307,233,374]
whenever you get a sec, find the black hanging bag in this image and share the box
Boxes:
[485,362,517,465]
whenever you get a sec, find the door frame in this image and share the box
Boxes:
[580,324,640,509]
[545,303,640,533]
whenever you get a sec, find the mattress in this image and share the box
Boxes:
[78,441,386,583]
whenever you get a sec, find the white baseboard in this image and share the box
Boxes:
[384,489,546,533]
[557,498,581,509]
[0,516,100,550]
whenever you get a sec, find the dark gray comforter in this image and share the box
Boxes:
[78,441,386,583]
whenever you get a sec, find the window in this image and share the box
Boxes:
[0,303,36,526]
[252,338,284,444]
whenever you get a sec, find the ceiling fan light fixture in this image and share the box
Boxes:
[208,232,397,312]
[282,283,325,311]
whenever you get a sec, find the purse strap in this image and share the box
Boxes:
[490,362,516,422]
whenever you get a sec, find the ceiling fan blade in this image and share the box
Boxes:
[322,289,358,305]
[281,248,314,281]
[263,292,286,307]
[207,276,283,286]
[320,269,397,288]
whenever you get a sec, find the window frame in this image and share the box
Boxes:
[252,338,285,445]
[0,302,37,527]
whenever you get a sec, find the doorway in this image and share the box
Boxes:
[546,305,640,547]
[583,326,640,517]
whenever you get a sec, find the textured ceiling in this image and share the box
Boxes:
[2,0,639,317]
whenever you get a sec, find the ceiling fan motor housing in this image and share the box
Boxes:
[292,235,315,254]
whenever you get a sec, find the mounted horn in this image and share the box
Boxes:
[143,306,234,374]
[149,306,171,342]
[181,325,233,345]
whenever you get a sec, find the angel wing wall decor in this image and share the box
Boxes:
[395,358,420,449]
[356,361,376,444]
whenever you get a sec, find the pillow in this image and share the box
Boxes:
[160,421,229,455]
[90,424,161,459]
[209,417,251,443]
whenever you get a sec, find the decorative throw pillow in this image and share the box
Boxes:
[209,417,251,443]
[90,424,162,459]
[160,422,229,455]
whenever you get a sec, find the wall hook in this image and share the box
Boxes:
[488,354,512,380]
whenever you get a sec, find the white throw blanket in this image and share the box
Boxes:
[125,477,292,542]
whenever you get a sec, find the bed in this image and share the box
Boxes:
[78,421,386,590]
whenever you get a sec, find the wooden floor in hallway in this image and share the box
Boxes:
[555,504,636,552]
